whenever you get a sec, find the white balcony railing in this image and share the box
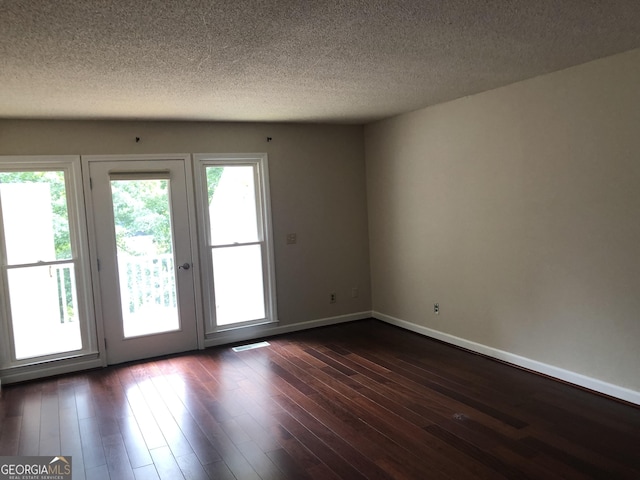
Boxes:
[51,255,178,325]
[117,254,177,315]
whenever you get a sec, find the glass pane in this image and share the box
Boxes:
[0,171,72,264]
[212,244,265,326]
[111,179,179,338]
[206,166,259,245]
[8,264,81,359]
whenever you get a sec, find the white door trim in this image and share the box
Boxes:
[82,154,204,365]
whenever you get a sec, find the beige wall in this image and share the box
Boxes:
[365,48,640,391]
[0,120,371,326]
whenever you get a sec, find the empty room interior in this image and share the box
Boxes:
[1,1,639,479]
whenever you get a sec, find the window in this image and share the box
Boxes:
[194,154,277,333]
[0,156,96,368]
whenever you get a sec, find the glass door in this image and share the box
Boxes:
[85,157,199,364]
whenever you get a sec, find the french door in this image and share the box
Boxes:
[85,156,200,364]
[1,153,276,379]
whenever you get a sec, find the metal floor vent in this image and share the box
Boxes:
[232,341,270,352]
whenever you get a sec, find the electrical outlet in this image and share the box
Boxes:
[434,303,440,314]
[286,233,297,244]
[330,293,336,304]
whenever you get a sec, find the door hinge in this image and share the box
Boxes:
[104,339,107,350]
[89,177,93,190]
[97,258,101,271]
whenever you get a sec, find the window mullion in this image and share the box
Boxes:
[210,241,263,249]
[5,259,76,269]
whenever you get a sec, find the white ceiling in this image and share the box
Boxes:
[1,0,639,124]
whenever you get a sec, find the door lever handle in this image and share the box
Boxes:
[178,263,191,270]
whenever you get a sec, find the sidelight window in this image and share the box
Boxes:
[194,154,277,333]
[0,157,95,367]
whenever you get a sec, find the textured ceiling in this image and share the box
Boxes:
[1,0,640,124]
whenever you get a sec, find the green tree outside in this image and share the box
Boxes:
[1,167,226,319]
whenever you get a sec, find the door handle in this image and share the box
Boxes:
[178,263,191,270]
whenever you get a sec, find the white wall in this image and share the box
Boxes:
[0,120,372,327]
[365,48,640,396]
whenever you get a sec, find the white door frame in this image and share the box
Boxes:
[82,154,204,365]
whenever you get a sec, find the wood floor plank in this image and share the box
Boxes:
[232,413,281,453]
[202,460,236,480]
[234,440,287,480]
[102,432,135,480]
[79,416,106,469]
[156,370,261,480]
[147,374,222,465]
[231,387,324,475]
[175,452,210,480]
[0,415,21,456]
[230,365,367,479]
[266,447,312,480]
[150,445,185,480]
[118,415,154,469]
[17,388,42,456]
[233,351,389,479]
[85,464,110,480]
[425,423,528,479]
[74,382,96,420]
[120,382,167,451]
[39,383,61,455]
[266,428,321,476]
[266,351,433,478]
[1,319,639,479]
[306,462,343,480]
[60,400,85,480]
[133,464,161,480]
[489,445,568,480]
[0,383,25,420]
[134,375,195,459]
[267,402,368,480]
[215,446,261,480]
[319,341,525,439]
[270,341,500,479]
[521,434,639,479]
[354,346,529,429]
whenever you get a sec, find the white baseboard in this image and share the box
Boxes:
[204,311,372,348]
[373,311,640,406]
[0,357,103,385]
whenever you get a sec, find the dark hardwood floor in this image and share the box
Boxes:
[1,319,639,479]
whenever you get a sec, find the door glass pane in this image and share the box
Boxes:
[206,166,259,245]
[212,244,265,326]
[7,264,81,359]
[0,171,71,264]
[111,179,179,338]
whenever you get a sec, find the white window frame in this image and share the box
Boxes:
[193,153,278,334]
[0,156,98,373]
